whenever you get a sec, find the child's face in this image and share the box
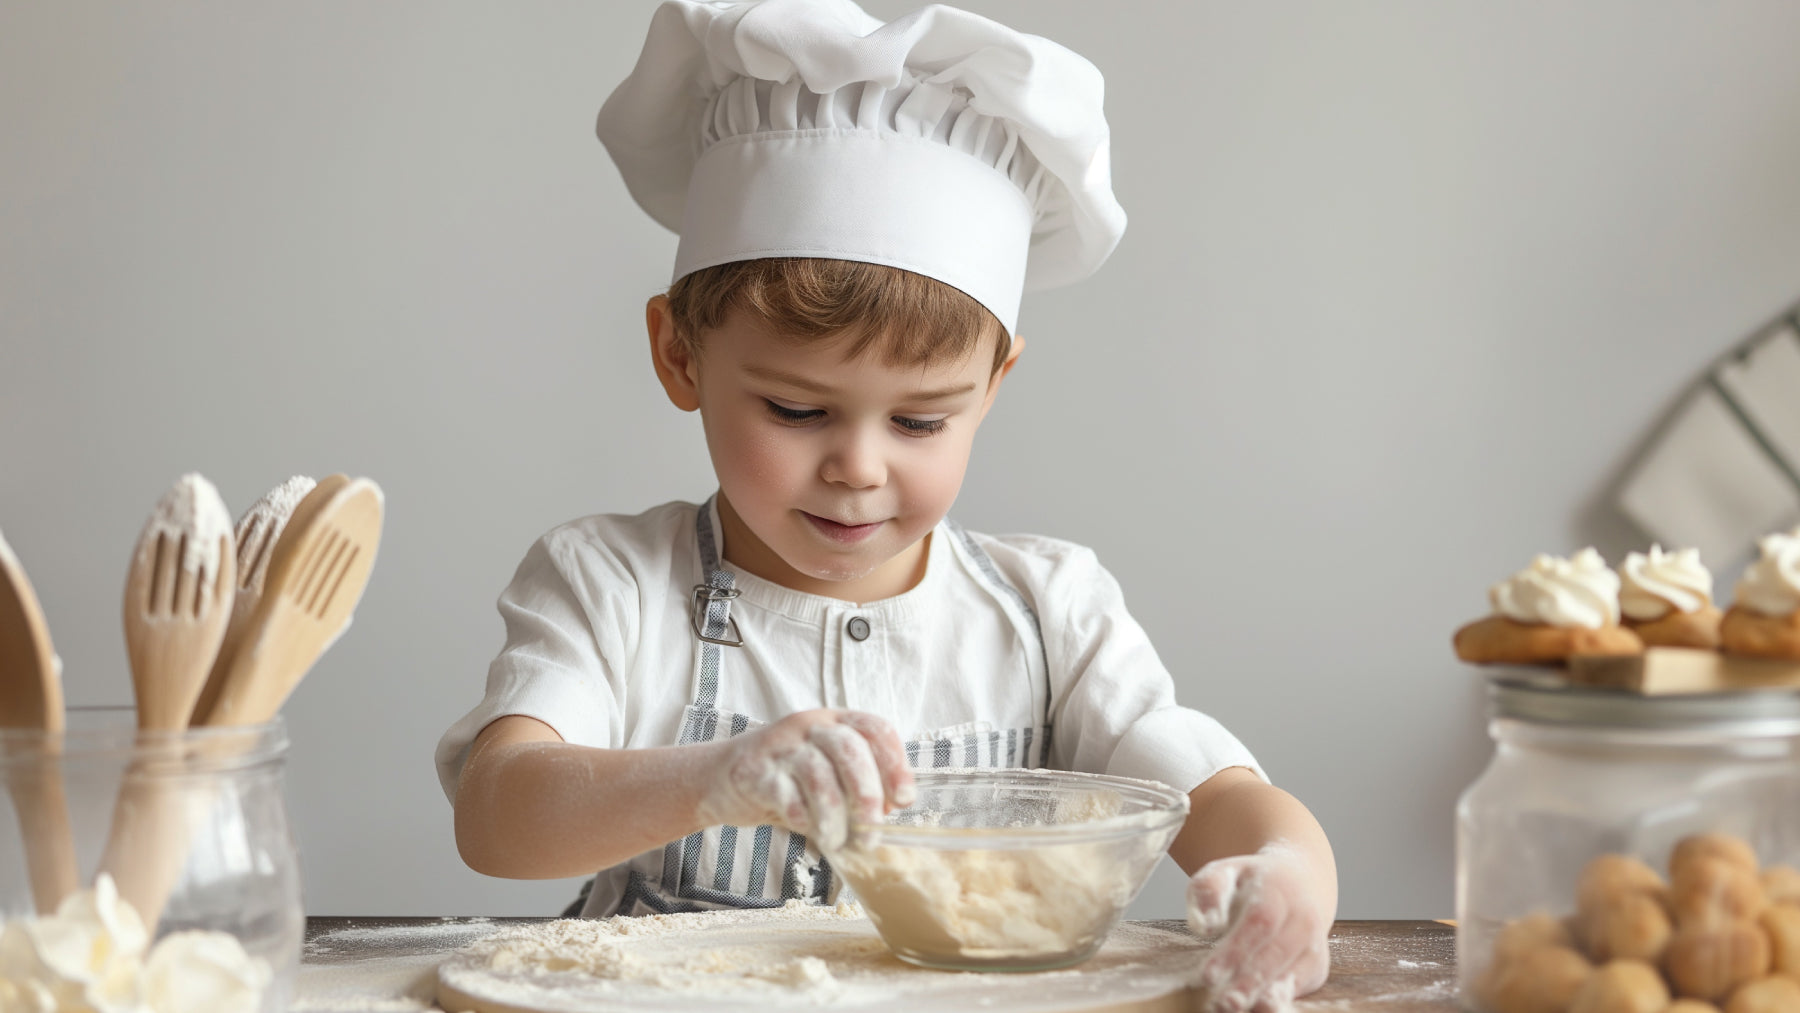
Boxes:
[652,299,1018,600]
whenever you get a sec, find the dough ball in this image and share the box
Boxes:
[1670,857,1767,927]
[1670,835,1760,878]
[1577,854,1666,914]
[1662,920,1772,1001]
[1581,891,1672,963]
[1723,976,1800,1013]
[1480,945,1593,1013]
[1493,912,1577,964]
[1759,864,1800,906]
[1665,1003,1723,1013]
[1566,959,1668,1013]
[1758,903,1800,977]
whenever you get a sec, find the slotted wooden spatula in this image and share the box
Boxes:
[190,475,317,728]
[103,473,237,922]
[197,474,381,727]
[0,527,78,913]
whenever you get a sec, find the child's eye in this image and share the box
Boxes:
[893,416,948,436]
[763,399,824,424]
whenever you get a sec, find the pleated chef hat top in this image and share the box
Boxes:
[596,0,1127,334]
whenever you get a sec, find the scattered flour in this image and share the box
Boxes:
[434,903,1205,1013]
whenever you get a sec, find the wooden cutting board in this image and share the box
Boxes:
[1565,647,1800,693]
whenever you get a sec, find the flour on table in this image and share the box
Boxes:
[436,903,1207,1013]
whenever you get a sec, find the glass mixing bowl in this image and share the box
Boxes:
[830,768,1189,971]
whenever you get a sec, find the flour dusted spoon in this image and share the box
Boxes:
[197,474,381,727]
[123,474,237,732]
[190,475,317,729]
[0,527,78,913]
[103,473,236,922]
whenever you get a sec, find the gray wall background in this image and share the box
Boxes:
[4,1,1800,920]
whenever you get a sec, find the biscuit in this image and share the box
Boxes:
[1480,944,1593,1013]
[1625,606,1723,650]
[1582,892,1672,963]
[1662,920,1771,1001]
[1670,857,1766,927]
[1671,835,1761,878]
[1567,959,1668,1013]
[1759,904,1800,977]
[1723,976,1800,1013]
[1719,606,1800,660]
[1454,615,1644,665]
[1493,912,1576,964]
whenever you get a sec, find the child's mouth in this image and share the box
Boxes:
[801,512,883,544]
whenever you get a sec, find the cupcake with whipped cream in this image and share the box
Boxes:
[1720,528,1800,659]
[1454,548,1644,664]
[1617,545,1721,650]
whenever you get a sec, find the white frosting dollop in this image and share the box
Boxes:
[1619,545,1713,621]
[1488,548,1620,629]
[141,932,268,1013]
[1735,528,1800,618]
[0,875,270,1013]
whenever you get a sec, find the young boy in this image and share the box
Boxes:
[436,1,1336,1008]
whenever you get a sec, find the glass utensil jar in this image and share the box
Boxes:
[0,706,303,1012]
[1456,673,1800,1011]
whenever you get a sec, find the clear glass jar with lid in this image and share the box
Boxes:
[1456,672,1800,1011]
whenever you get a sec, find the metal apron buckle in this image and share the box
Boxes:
[690,584,744,647]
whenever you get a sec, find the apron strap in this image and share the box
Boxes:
[686,497,740,722]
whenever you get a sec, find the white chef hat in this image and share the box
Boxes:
[596,0,1127,334]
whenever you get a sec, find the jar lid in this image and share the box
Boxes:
[1488,670,1800,735]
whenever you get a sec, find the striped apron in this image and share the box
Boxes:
[568,498,1051,917]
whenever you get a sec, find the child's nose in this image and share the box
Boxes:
[820,427,886,490]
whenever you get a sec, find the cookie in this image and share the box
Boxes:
[1719,606,1800,661]
[1454,615,1643,665]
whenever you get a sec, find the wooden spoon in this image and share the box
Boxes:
[103,473,236,921]
[196,474,381,727]
[190,475,318,728]
[0,527,79,913]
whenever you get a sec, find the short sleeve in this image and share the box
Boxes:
[432,528,639,802]
[1029,542,1267,793]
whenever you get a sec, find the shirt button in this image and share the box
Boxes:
[846,616,871,642]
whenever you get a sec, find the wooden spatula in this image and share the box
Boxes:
[122,474,237,731]
[190,475,317,729]
[1566,647,1800,693]
[196,475,380,727]
[103,473,236,922]
[0,527,79,913]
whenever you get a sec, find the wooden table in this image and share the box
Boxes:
[297,917,1459,1012]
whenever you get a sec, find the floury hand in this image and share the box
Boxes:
[694,709,916,850]
[1187,844,1332,1013]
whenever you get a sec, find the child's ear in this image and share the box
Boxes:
[979,334,1025,421]
[647,295,701,412]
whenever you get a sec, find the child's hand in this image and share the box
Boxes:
[695,709,915,850]
[1187,844,1332,1012]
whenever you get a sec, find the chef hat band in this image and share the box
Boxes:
[598,0,1127,335]
[678,80,1036,329]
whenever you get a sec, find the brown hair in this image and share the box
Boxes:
[665,258,1011,375]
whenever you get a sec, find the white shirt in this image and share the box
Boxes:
[435,499,1264,803]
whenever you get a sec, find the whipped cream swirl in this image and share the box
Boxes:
[1619,545,1712,621]
[1488,548,1620,629]
[0,874,270,1013]
[1735,528,1800,618]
